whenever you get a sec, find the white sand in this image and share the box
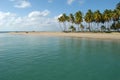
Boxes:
[10,32,120,40]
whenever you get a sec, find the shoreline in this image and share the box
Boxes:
[10,32,120,40]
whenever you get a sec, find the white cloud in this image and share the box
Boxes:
[67,0,85,5]
[28,10,50,17]
[10,0,31,8]
[54,14,63,19]
[48,0,53,3]
[67,0,75,5]
[0,10,58,31]
[0,12,16,26]
[79,0,85,5]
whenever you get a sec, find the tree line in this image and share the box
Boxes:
[58,2,120,32]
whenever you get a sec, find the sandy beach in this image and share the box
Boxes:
[10,32,120,40]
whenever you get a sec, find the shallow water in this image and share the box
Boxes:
[0,33,120,80]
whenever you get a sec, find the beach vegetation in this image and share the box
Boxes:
[69,25,76,32]
[58,2,120,33]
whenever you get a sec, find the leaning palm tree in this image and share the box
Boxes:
[75,11,83,31]
[93,10,102,31]
[66,15,70,30]
[61,13,68,31]
[58,16,65,31]
[84,9,93,31]
[58,17,64,31]
[57,14,67,31]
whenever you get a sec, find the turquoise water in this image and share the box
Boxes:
[0,33,120,80]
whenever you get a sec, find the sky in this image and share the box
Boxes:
[0,0,119,31]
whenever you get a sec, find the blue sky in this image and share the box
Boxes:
[0,0,119,31]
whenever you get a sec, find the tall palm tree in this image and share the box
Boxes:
[62,13,68,31]
[116,2,120,31]
[116,9,120,20]
[75,11,83,31]
[84,9,93,31]
[80,24,84,32]
[111,10,119,31]
[58,1,120,32]
[93,10,102,31]
[116,2,120,22]
[110,2,120,31]
[116,2,120,10]
[58,16,63,31]
[112,10,119,23]
[103,9,112,30]
[69,13,75,25]
[57,14,67,31]
[66,15,70,30]
[101,14,105,26]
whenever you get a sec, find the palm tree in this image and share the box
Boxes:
[57,14,68,31]
[58,1,120,32]
[66,15,70,30]
[112,10,119,23]
[109,2,120,31]
[103,9,112,30]
[69,13,75,25]
[75,11,83,31]
[116,2,120,22]
[101,14,105,27]
[84,9,93,31]
[69,25,76,32]
[61,13,68,31]
[110,2,120,31]
[80,24,84,32]
[58,16,64,31]
[116,2,120,10]
[111,10,119,31]
[101,25,106,32]
[93,10,102,31]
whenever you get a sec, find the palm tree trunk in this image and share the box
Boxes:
[106,22,107,30]
[63,22,66,31]
[97,22,99,31]
[90,23,92,31]
[59,22,63,31]
[78,24,80,31]
[88,23,91,32]
[108,21,111,31]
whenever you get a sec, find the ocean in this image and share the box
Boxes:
[0,33,120,80]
